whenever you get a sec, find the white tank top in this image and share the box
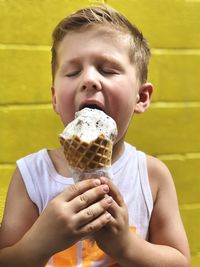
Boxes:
[17,142,153,267]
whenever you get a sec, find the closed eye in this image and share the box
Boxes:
[100,68,120,75]
[65,70,80,77]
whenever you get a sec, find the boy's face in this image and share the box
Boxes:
[52,26,152,143]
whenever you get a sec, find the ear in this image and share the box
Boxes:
[134,82,153,114]
[51,86,59,114]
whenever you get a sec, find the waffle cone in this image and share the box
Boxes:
[60,134,112,172]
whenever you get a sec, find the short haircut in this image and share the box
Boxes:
[51,4,151,85]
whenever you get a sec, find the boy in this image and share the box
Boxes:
[0,4,190,267]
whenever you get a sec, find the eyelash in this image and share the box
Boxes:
[100,67,119,75]
[65,68,119,77]
[104,70,118,74]
[65,70,80,77]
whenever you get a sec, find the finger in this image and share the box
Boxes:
[100,177,125,207]
[78,211,111,237]
[75,195,113,227]
[71,184,110,212]
[56,178,102,202]
[106,199,121,219]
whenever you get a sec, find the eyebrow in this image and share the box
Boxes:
[60,58,80,68]
[60,55,124,69]
[99,56,124,67]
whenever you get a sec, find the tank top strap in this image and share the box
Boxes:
[136,151,153,218]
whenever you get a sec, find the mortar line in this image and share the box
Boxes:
[152,48,200,55]
[180,203,200,210]
[0,44,200,54]
[1,152,200,166]
[1,101,200,109]
[0,44,51,51]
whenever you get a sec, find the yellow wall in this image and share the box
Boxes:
[0,0,200,265]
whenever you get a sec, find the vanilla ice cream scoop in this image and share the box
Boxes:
[60,108,117,143]
[59,108,118,176]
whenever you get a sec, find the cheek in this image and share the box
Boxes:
[110,86,135,139]
[55,85,76,125]
[111,85,135,115]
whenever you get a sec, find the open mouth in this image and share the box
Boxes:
[80,103,104,112]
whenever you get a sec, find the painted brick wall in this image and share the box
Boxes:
[0,0,199,265]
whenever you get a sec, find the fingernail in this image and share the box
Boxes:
[106,196,113,204]
[102,184,109,192]
[105,213,111,220]
[100,177,107,184]
[94,179,101,186]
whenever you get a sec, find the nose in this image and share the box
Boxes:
[80,67,102,91]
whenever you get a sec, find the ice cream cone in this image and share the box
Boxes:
[59,108,117,179]
[60,134,113,172]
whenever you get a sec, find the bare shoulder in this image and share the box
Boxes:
[146,154,174,203]
[146,154,172,182]
[0,167,39,248]
[146,155,190,261]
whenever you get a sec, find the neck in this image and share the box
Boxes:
[112,139,125,164]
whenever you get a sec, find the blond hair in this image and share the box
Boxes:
[51,4,151,84]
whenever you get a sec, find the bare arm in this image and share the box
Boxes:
[148,156,190,264]
[94,157,190,267]
[0,168,42,266]
[0,168,113,267]
[0,168,39,247]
